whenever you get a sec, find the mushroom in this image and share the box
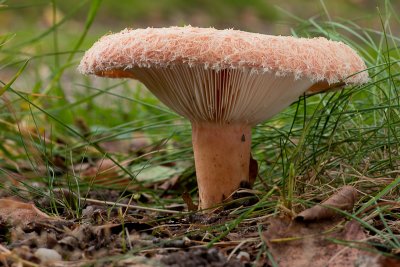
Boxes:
[79,26,368,210]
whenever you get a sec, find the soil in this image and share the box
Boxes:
[160,248,244,267]
[0,189,259,266]
[1,188,398,266]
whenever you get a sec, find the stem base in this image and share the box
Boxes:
[192,123,251,210]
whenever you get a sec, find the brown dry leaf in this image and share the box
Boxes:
[296,185,358,221]
[182,191,198,211]
[263,217,370,267]
[99,132,151,154]
[354,255,400,267]
[0,198,52,227]
[378,256,400,267]
[157,175,180,191]
[80,158,130,187]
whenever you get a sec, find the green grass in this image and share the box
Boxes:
[1,0,400,265]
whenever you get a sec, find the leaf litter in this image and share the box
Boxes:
[263,186,400,267]
[0,192,248,266]
[1,133,400,266]
[0,198,53,227]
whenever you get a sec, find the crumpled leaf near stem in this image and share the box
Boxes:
[295,186,358,221]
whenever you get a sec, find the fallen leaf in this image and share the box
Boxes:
[182,191,198,211]
[99,132,151,154]
[296,186,358,221]
[157,175,180,191]
[136,165,182,183]
[355,254,400,267]
[156,165,196,192]
[0,198,52,227]
[264,217,371,267]
[80,158,130,187]
[378,256,400,267]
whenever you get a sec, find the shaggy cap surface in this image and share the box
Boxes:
[79,26,368,85]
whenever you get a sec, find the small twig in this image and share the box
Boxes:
[81,197,189,214]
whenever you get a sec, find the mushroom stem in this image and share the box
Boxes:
[192,122,251,210]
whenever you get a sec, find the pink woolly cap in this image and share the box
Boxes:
[78,26,368,90]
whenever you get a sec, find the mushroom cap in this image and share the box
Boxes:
[79,26,369,125]
[79,26,368,85]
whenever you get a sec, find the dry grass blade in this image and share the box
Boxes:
[295,186,358,221]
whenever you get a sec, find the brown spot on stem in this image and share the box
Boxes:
[241,134,246,142]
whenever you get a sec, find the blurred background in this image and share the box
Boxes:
[2,0,396,36]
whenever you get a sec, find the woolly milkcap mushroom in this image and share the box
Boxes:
[79,26,368,210]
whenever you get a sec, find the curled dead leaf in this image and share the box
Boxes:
[296,186,358,221]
